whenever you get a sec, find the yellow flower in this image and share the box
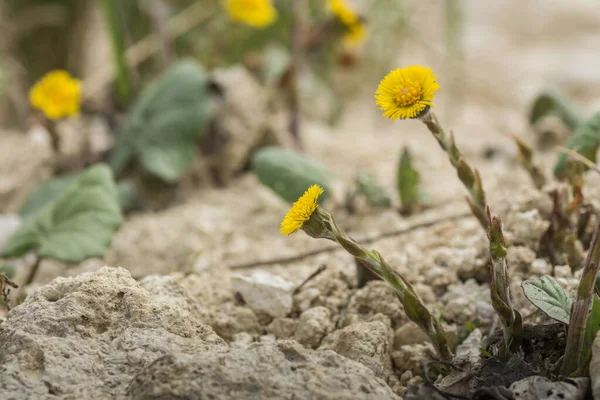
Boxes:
[225,0,278,28]
[375,65,440,120]
[29,70,81,120]
[328,0,366,45]
[280,185,324,235]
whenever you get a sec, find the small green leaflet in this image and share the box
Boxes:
[522,275,573,324]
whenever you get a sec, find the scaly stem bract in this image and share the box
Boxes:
[561,219,600,377]
[487,208,523,358]
[419,111,488,230]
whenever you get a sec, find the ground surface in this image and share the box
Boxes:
[2,1,600,399]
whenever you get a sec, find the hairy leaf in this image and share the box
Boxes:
[252,147,334,204]
[0,165,122,263]
[554,112,600,177]
[522,275,573,324]
[355,171,392,208]
[109,60,214,182]
[529,89,583,131]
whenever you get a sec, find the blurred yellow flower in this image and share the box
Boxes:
[375,65,440,120]
[225,0,278,28]
[29,70,81,120]
[280,185,324,235]
[328,0,366,45]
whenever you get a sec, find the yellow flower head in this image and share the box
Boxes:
[375,65,440,120]
[29,70,81,120]
[328,0,366,45]
[225,0,278,28]
[280,185,324,236]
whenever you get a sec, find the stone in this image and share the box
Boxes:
[507,246,537,275]
[266,317,298,339]
[209,303,263,342]
[340,281,408,329]
[441,279,490,324]
[294,306,334,349]
[503,209,550,251]
[231,270,294,318]
[320,319,395,381]
[530,258,552,276]
[392,343,435,375]
[127,340,400,399]
[510,376,589,400]
[0,267,227,399]
[394,323,429,349]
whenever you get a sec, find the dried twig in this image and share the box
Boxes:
[556,146,600,175]
[229,211,470,269]
[293,264,327,294]
[1,273,19,310]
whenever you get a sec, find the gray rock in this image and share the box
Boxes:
[320,319,395,381]
[127,340,400,400]
[509,376,589,400]
[0,266,226,399]
[294,306,334,348]
[231,270,294,318]
[266,317,298,339]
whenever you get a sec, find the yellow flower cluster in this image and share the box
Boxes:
[280,185,324,235]
[225,0,278,28]
[29,70,81,120]
[328,0,366,45]
[375,65,440,120]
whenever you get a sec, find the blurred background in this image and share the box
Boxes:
[1,0,600,282]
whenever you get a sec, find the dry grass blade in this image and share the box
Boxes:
[555,146,600,174]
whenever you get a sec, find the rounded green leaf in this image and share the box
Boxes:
[529,89,583,131]
[251,147,334,204]
[554,112,600,177]
[522,276,573,324]
[0,164,122,263]
[356,171,392,208]
[109,60,215,182]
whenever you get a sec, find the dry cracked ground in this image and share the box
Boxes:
[2,0,600,399]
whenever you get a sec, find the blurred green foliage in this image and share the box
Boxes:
[109,60,214,182]
[0,164,122,263]
[252,146,334,204]
[554,112,600,178]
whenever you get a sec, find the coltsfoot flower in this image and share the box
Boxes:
[280,185,324,235]
[375,65,440,120]
[328,0,366,45]
[29,70,81,120]
[225,0,278,28]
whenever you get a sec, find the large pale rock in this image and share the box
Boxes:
[0,267,226,399]
[127,340,400,400]
[294,306,334,349]
[320,318,395,383]
[231,270,294,318]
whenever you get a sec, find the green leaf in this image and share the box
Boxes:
[554,112,600,178]
[397,148,420,210]
[522,276,573,324]
[355,171,392,208]
[19,173,78,219]
[0,165,122,263]
[0,264,16,279]
[580,295,600,369]
[251,147,334,204]
[109,60,214,182]
[529,89,583,131]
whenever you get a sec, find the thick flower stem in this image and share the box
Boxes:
[305,209,452,362]
[561,219,600,377]
[487,208,522,358]
[419,111,488,230]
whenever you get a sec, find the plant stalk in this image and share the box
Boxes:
[419,110,488,230]
[561,219,600,377]
[487,208,523,357]
[304,208,452,362]
[100,0,131,104]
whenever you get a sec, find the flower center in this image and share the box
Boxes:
[393,80,422,107]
